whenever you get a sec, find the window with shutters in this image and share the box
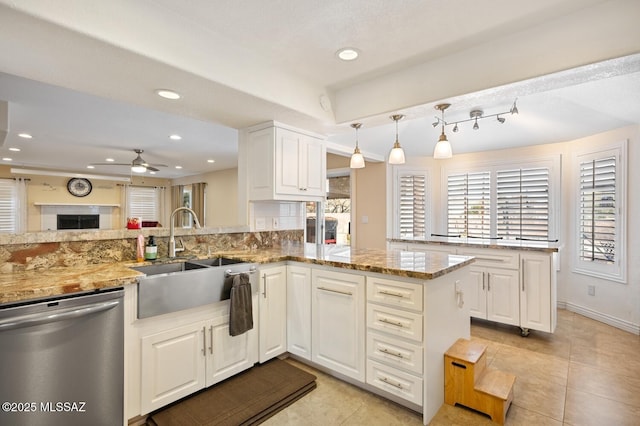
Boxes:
[0,179,17,233]
[497,167,550,240]
[128,186,161,222]
[447,172,491,238]
[394,170,428,239]
[574,141,626,283]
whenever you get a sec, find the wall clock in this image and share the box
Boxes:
[67,178,92,197]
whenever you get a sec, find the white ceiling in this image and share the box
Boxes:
[0,0,639,178]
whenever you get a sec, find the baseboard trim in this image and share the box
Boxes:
[560,301,640,335]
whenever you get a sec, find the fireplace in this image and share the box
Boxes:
[38,204,117,231]
[57,214,100,230]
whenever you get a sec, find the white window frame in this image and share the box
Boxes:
[392,167,430,239]
[126,186,163,225]
[441,155,560,241]
[0,178,18,233]
[572,140,627,283]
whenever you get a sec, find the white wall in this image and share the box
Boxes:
[394,125,639,333]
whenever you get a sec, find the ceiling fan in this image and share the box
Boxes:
[90,149,168,173]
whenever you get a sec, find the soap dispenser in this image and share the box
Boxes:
[145,236,158,260]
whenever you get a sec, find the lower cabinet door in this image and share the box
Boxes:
[140,322,206,414]
[206,315,255,386]
[467,267,487,319]
[366,359,423,406]
[312,268,365,381]
[486,268,520,326]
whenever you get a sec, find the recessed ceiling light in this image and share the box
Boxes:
[9,147,20,152]
[2,157,12,161]
[175,165,182,169]
[86,165,95,169]
[18,133,32,139]
[336,47,360,61]
[149,171,156,175]
[106,158,115,162]
[207,159,215,163]
[155,89,181,100]
[169,134,182,140]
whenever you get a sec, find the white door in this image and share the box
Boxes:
[275,128,302,195]
[486,268,520,326]
[467,267,487,319]
[207,315,254,386]
[140,322,206,414]
[312,268,365,381]
[259,265,288,362]
[287,265,312,360]
[520,254,552,332]
[302,137,326,196]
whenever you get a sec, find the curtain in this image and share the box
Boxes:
[121,184,130,228]
[171,184,184,227]
[192,182,206,227]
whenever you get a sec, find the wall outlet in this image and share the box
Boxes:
[272,217,279,229]
[588,285,596,296]
[255,217,266,230]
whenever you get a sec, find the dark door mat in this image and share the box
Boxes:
[148,358,317,426]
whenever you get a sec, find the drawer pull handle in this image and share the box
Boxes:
[379,290,405,298]
[318,286,353,296]
[201,326,206,356]
[381,348,404,359]
[380,376,404,389]
[379,318,404,328]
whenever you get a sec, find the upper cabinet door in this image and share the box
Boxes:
[245,123,326,202]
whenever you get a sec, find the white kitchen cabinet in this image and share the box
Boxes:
[139,311,255,414]
[140,321,206,414]
[258,265,287,362]
[520,252,556,334]
[458,249,520,327]
[365,275,424,406]
[312,268,365,381]
[286,264,312,360]
[246,123,326,201]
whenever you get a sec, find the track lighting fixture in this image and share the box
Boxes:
[431,98,519,159]
[349,123,365,169]
[388,114,406,164]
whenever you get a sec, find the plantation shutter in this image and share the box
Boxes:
[497,167,549,240]
[447,172,490,238]
[0,179,17,233]
[128,186,160,222]
[398,173,426,238]
[579,157,616,263]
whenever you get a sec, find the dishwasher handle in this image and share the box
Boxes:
[0,300,121,331]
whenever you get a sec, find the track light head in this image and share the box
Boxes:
[497,116,506,123]
[432,120,439,127]
[510,99,519,114]
[453,123,459,132]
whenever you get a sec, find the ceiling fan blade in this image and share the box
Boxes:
[146,166,160,172]
[146,163,168,168]
[90,162,132,166]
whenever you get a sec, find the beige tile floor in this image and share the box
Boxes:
[264,310,640,425]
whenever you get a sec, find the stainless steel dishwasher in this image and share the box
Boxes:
[0,288,124,426]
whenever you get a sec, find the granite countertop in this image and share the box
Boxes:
[391,236,561,253]
[0,245,475,305]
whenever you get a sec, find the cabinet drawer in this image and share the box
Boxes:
[367,276,423,312]
[367,304,423,342]
[457,248,520,270]
[367,331,423,375]
[366,359,423,406]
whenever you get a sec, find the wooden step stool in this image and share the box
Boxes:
[444,338,516,425]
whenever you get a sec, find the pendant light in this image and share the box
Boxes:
[349,123,365,169]
[433,104,453,159]
[388,114,405,164]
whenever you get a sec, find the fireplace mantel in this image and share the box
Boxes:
[34,203,120,207]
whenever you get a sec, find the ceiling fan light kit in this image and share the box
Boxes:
[89,149,167,174]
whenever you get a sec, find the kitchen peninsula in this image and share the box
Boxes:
[0,231,474,426]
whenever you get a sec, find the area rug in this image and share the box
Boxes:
[148,358,317,426]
